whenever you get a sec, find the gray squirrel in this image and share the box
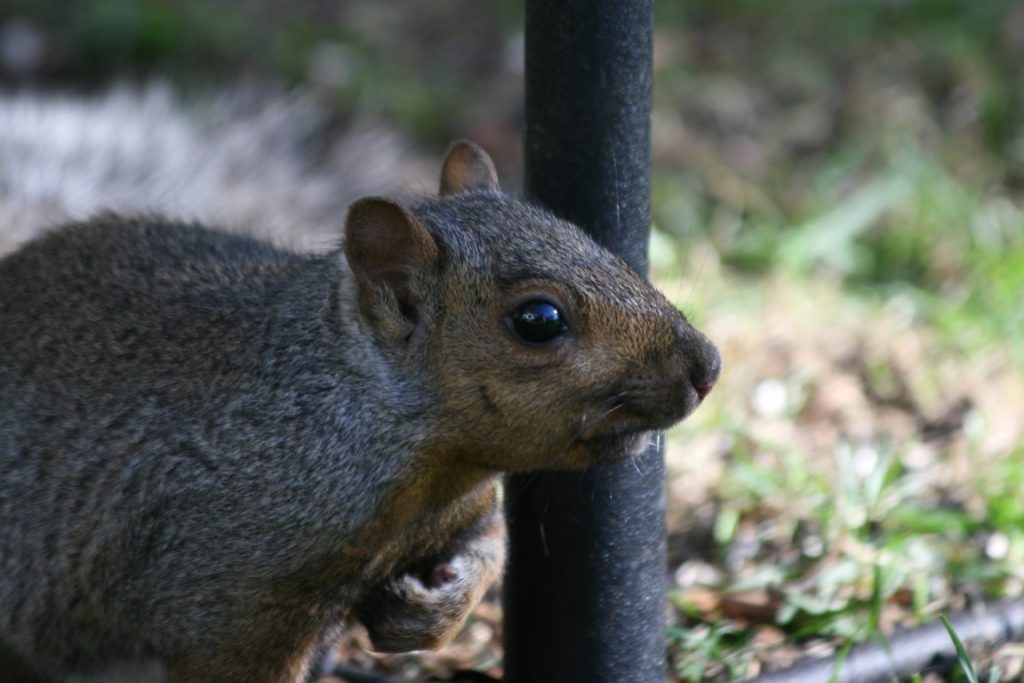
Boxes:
[0,91,720,682]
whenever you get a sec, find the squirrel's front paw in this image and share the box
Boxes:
[355,516,506,652]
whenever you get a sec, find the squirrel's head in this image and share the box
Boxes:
[343,141,720,472]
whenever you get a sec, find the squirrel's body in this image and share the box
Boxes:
[0,219,426,677]
[0,140,719,682]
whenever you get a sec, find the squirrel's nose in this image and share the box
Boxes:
[690,341,722,402]
[695,381,714,400]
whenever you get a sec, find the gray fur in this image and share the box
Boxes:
[0,218,412,677]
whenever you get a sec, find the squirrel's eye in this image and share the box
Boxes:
[510,299,567,344]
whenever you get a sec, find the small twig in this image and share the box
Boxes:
[326,663,501,683]
[850,351,972,444]
[328,662,406,683]
[745,600,1024,683]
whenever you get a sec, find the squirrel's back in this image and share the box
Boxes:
[0,217,310,397]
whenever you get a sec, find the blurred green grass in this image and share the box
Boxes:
[649,0,1024,361]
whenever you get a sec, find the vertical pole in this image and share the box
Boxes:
[503,2,661,683]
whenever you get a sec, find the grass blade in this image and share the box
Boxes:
[940,614,980,683]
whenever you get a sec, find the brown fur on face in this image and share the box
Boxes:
[406,192,720,472]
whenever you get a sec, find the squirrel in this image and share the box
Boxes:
[0,139,721,683]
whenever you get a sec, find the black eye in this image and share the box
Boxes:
[510,299,567,344]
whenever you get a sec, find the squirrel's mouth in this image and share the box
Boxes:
[570,399,675,464]
[578,430,655,463]
[577,399,671,440]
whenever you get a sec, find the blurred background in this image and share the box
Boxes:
[2,1,1023,680]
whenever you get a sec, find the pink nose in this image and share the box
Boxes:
[695,382,714,400]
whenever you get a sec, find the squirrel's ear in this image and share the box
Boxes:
[439,140,499,196]
[344,198,439,341]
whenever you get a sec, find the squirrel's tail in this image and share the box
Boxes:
[0,83,422,256]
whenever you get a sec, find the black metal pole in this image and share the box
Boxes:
[504,2,660,683]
